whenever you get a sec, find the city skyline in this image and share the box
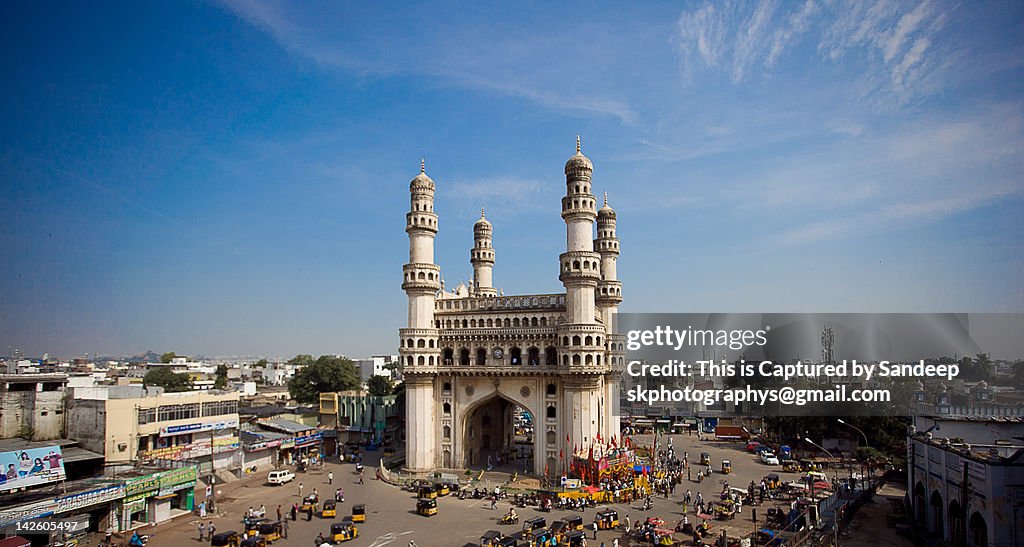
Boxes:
[2,1,1022,358]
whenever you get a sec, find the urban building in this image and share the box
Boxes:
[66,386,241,477]
[0,373,68,441]
[398,139,625,474]
[319,391,400,447]
[907,416,1024,547]
[353,356,398,384]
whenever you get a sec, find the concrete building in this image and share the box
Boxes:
[353,355,398,385]
[907,416,1024,547]
[66,386,241,477]
[319,391,400,446]
[0,373,68,441]
[398,139,625,475]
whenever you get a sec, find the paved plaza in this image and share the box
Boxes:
[139,432,886,547]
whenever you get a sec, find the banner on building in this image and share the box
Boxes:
[160,419,239,437]
[0,445,66,492]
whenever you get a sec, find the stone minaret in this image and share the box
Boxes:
[557,136,606,453]
[596,192,624,445]
[400,159,440,471]
[595,192,621,325]
[470,208,497,297]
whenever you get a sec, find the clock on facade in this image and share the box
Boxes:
[492,348,504,359]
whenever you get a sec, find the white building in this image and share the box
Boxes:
[354,355,398,384]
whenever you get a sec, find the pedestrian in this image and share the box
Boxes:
[282,519,288,539]
[199,521,206,541]
[328,471,333,485]
[298,483,304,498]
[291,504,297,521]
[208,522,216,539]
[593,521,598,539]
[613,539,619,547]
[306,505,313,521]
[490,497,497,510]
[624,515,630,530]
[313,488,318,498]
[105,525,113,546]
[358,474,364,485]
[408,541,417,547]
[276,505,282,522]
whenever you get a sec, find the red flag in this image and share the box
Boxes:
[559,449,564,459]
[544,462,549,475]
[588,444,594,461]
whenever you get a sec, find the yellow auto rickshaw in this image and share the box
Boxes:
[700,452,711,465]
[329,522,358,542]
[240,538,267,547]
[782,460,800,472]
[437,482,450,496]
[548,520,568,542]
[257,522,283,542]
[321,500,336,518]
[596,508,619,530]
[245,518,269,534]
[416,498,438,517]
[351,503,366,523]
[300,494,318,512]
[480,530,504,547]
[210,532,241,547]
[564,515,584,531]
[764,473,781,489]
[418,484,438,499]
[565,530,586,547]
[721,459,732,474]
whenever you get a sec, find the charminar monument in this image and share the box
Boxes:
[399,137,624,476]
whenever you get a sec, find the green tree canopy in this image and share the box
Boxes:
[287,354,359,403]
[144,366,192,392]
[366,374,393,396]
[214,364,229,389]
[160,352,179,363]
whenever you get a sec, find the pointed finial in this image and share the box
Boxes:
[603,191,608,206]
[481,206,486,218]
[576,134,581,154]
[420,157,425,174]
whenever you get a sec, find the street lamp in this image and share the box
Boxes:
[836,419,869,449]
[805,438,839,546]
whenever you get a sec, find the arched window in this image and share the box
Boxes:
[443,425,451,439]
[443,348,454,366]
[585,354,593,365]
[459,348,471,367]
[546,347,557,366]
[417,339,425,348]
[510,347,522,365]
[546,406,556,419]
[572,354,581,366]
[417,356,425,366]
[513,318,520,327]
[546,383,557,396]
[540,317,547,327]
[547,431,556,444]
[562,336,569,346]
[528,347,540,366]
[572,335,581,346]
[443,402,451,415]
[585,335,593,346]
[442,382,451,392]
[476,348,487,365]
[429,339,435,348]
[562,355,569,366]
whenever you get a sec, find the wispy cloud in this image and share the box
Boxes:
[676,0,953,103]
[444,177,555,217]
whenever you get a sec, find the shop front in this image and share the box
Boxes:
[149,467,196,523]
[120,473,161,530]
[293,432,323,464]
[0,483,125,547]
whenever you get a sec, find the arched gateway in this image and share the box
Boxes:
[399,140,626,476]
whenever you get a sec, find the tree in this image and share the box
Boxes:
[160,352,179,363]
[287,354,360,403]
[214,364,229,389]
[144,367,192,392]
[366,375,393,396]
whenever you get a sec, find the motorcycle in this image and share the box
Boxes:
[499,514,520,525]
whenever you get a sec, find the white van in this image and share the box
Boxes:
[267,469,295,485]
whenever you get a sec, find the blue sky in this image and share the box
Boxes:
[1,1,1022,359]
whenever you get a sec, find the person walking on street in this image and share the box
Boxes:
[290,504,298,521]
[328,471,333,485]
[208,522,216,539]
[593,521,598,539]
[276,505,282,522]
[199,521,206,541]
[358,474,364,485]
[298,483,304,498]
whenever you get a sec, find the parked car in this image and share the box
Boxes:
[745,441,762,452]
[760,452,780,465]
[267,469,296,485]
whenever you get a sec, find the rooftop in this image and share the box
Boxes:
[258,419,315,435]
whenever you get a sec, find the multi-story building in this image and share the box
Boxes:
[67,386,241,477]
[319,391,400,447]
[353,355,398,385]
[0,373,68,441]
[907,416,1024,547]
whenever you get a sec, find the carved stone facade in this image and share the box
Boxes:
[399,140,625,475]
